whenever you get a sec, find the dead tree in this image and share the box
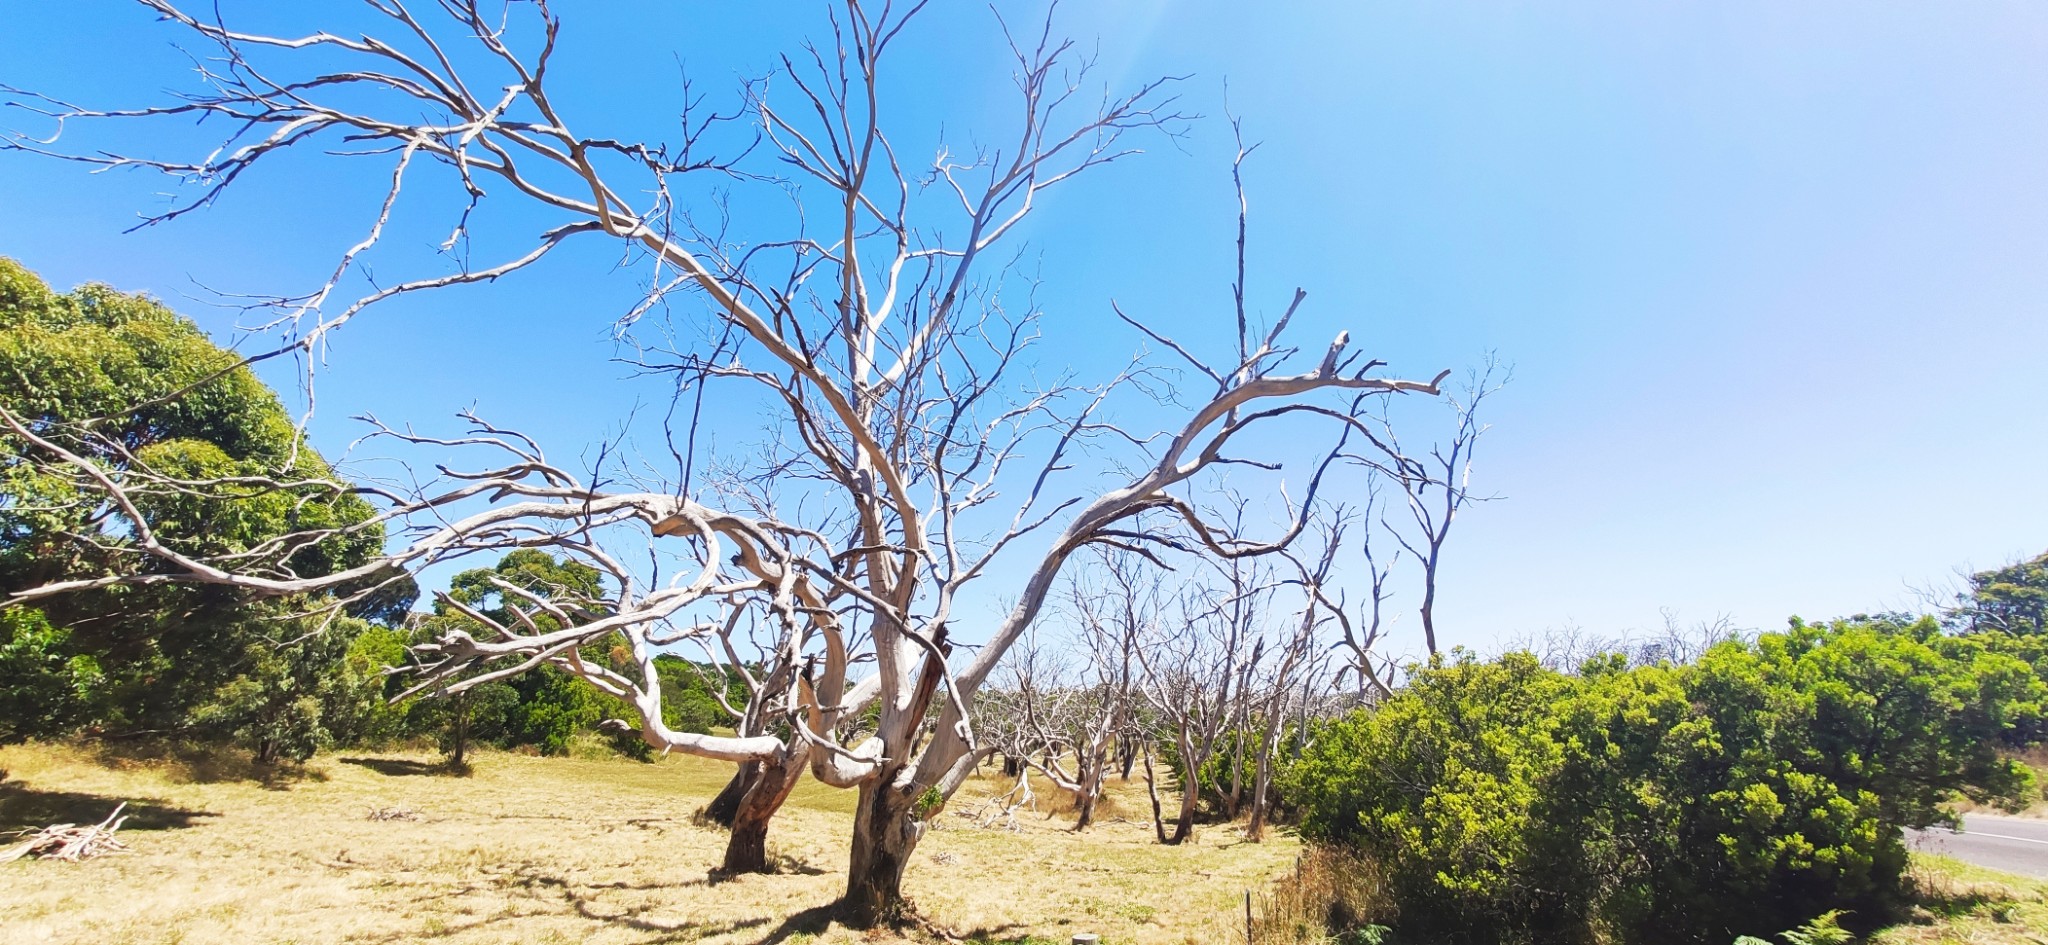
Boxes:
[1505,609,1744,672]
[459,576,809,875]
[981,632,1086,819]
[1136,554,1271,845]
[1049,557,1145,831]
[990,550,1145,830]
[1241,618,1336,842]
[1,0,1450,924]
[1383,358,1509,655]
[1282,503,1401,699]
[1128,510,1344,845]
[660,604,816,874]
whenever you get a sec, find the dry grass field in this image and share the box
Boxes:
[0,742,1296,945]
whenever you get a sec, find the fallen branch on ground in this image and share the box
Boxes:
[0,803,131,862]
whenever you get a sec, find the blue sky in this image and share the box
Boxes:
[4,1,2046,657]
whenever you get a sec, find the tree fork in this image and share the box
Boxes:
[703,765,753,828]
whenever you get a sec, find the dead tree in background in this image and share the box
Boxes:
[1284,503,1401,700]
[1384,359,1508,655]
[1136,554,1272,845]
[1005,550,1147,830]
[1506,609,1744,672]
[979,616,1140,833]
[1237,518,1351,841]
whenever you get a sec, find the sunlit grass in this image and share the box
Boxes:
[1868,855,2048,944]
[0,741,1293,944]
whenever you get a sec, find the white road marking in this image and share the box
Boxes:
[1932,828,2048,846]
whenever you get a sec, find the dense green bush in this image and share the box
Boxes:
[655,655,750,736]
[407,550,646,761]
[1,257,410,756]
[0,606,102,742]
[185,614,405,764]
[1286,616,2044,945]
[1157,726,1266,820]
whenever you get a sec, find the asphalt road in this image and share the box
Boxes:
[1908,814,2048,877]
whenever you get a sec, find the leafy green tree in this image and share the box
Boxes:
[188,617,337,765]
[1952,551,2048,635]
[1696,616,2040,833]
[406,681,519,767]
[653,655,748,735]
[1935,628,2048,745]
[1288,651,1584,940]
[0,257,411,749]
[411,550,650,761]
[321,623,410,747]
[0,606,104,742]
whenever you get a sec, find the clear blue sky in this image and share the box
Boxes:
[4,1,2046,657]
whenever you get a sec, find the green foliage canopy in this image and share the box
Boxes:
[1286,616,2045,945]
[410,550,668,761]
[1953,550,2048,636]
[0,257,408,752]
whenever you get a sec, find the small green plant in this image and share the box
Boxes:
[1339,925,1392,945]
[1777,910,1851,945]
[915,784,945,817]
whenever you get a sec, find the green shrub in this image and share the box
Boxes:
[1285,616,2044,945]
[0,606,103,742]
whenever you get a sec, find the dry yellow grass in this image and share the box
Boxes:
[0,742,1296,945]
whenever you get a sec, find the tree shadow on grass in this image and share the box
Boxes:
[0,783,215,833]
[513,865,721,894]
[748,913,1052,945]
[80,739,326,788]
[739,904,837,944]
[570,895,775,939]
[383,862,999,945]
[338,756,472,778]
[375,894,774,945]
[739,907,1040,945]
[494,865,790,943]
